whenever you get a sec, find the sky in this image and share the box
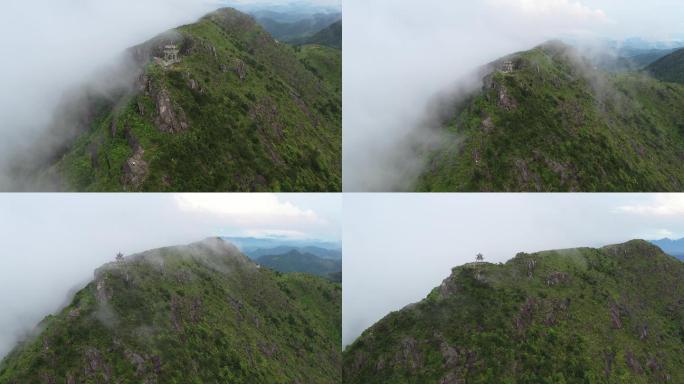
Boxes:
[343,193,684,347]
[0,193,340,359]
[343,0,684,191]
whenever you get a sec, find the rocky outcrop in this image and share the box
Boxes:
[122,147,148,190]
[610,303,623,329]
[121,126,148,190]
[84,347,112,382]
[155,88,188,133]
[546,272,570,286]
[515,297,536,332]
[396,337,423,372]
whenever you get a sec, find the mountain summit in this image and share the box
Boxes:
[27,7,341,192]
[417,41,684,192]
[344,240,684,383]
[0,237,341,383]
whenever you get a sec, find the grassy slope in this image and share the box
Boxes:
[417,43,684,192]
[56,8,341,192]
[343,240,684,384]
[647,48,684,84]
[0,239,341,383]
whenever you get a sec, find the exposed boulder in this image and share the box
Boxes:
[546,272,570,286]
[122,147,148,191]
[154,88,188,133]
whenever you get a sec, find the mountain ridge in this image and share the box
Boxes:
[343,239,684,383]
[22,7,341,192]
[416,41,684,192]
[0,237,341,383]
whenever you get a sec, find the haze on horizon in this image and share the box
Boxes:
[343,193,684,347]
[0,193,341,360]
[343,0,684,191]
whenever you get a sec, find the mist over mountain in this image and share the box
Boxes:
[0,238,341,383]
[344,240,684,383]
[416,41,684,192]
[6,7,341,191]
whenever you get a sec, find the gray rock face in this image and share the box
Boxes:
[154,88,188,133]
[122,147,148,190]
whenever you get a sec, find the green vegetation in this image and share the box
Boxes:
[53,7,341,192]
[647,48,684,84]
[417,42,684,191]
[343,240,684,383]
[0,238,341,383]
[290,21,342,49]
[256,250,342,280]
[295,43,342,93]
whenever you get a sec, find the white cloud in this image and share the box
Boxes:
[617,194,684,216]
[174,193,320,225]
[488,0,609,23]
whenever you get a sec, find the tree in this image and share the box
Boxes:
[476,253,484,263]
[116,252,124,262]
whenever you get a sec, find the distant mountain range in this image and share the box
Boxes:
[649,237,684,260]
[246,245,342,260]
[253,12,341,49]
[256,250,342,281]
[223,237,342,281]
[222,236,341,254]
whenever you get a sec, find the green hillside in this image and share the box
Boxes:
[343,240,684,383]
[0,238,341,383]
[646,48,684,84]
[46,7,341,192]
[256,250,342,279]
[292,21,342,49]
[417,41,684,192]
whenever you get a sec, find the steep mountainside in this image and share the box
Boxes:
[291,21,342,49]
[647,48,684,84]
[40,8,341,192]
[256,250,342,280]
[344,240,684,383]
[0,238,341,383]
[417,42,684,192]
